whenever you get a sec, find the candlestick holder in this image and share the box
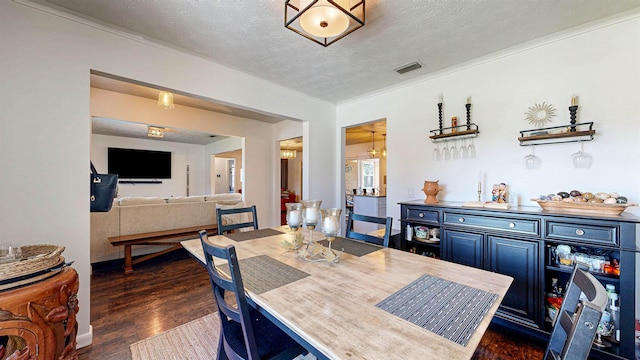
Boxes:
[569,105,578,132]
[466,103,471,130]
[438,102,443,135]
[477,188,482,202]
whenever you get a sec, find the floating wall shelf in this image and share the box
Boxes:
[429,123,479,142]
[518,122,595,146]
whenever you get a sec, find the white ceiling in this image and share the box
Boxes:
[35,0,640,103]
[43,0,639,144]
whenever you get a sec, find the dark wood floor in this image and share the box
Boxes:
[78,250,546,360]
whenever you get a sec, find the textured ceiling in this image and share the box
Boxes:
[33,0,640,104]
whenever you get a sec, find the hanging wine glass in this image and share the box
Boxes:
[522,146,542,169]
[442,141,450,160]
[468,138,476,159]
[432,142,441,161]
[460,138,468,160]
[571,141,593,169]
[451,140,459,160]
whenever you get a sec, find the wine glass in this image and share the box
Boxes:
[320,208,341,255]
[432,142,441,161]
[571,141,593,169]
[451,140,459,160]
[442,141,450,160]
[459,138,468,160]
[468,138,476,159]
[522,146,542,169]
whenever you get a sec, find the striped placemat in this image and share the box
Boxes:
[317,237,382,257]
[376,274,498,346]
[224,228,284,242]
[218,255,309,294]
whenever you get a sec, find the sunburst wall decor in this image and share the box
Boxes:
[525,102,556,128]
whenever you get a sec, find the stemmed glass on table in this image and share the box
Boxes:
[301,200,322,247]
[320,208,341,255]
[285,202,303,248]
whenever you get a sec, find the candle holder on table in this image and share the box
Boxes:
[301,199,322,248]
[281,202,303,250]
[320,208,342,262]
[437,102,443,135]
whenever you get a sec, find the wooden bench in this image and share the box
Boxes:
[108,224,217,274]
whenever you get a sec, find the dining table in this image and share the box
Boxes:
[181,226,513,360]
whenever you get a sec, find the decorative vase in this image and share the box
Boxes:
[423,180,441,204]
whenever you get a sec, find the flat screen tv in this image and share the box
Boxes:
[108,147,172,179]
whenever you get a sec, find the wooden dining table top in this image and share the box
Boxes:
[181,226,513,360]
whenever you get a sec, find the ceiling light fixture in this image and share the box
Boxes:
[367,131,379,158]
[148,126,165,138]
[381,133,387,158]
[158,91,174,109]
[281,149,297,159]
[285,0,365,47]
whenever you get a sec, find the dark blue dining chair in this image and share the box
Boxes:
[199,230,306,360]
[217,205,259,235]
[345,213,393,247]
[544,263,608,360]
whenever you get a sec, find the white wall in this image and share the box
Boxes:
[338,14,640,229]
[0,1,335,347]
[91,134,207,198]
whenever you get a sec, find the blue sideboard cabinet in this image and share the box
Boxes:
[399,201,640,360]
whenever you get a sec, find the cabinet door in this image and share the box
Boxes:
[487,236,541,329]
[442,230,483,268]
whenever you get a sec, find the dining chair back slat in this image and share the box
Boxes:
[345,212,393,247]
[217,205,259,235]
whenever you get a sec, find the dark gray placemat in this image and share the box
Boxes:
[376,274,498,346]
[317,237,382,256]
[218,255,309,294]
[224,228,284,242]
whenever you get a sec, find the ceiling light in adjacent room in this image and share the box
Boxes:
[148,126,164,138]
[285,0,365,47]
[367,131,379,158]
[281,149,297,159]
[158,91,174,109]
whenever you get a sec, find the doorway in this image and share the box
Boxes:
[343,120,387,223]
[279,137,303,225]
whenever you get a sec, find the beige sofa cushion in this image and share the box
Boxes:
[167,195,205,203]
[206,193,242,203]
[119,197,166,206]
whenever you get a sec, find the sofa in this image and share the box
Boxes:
[90,193,243,264]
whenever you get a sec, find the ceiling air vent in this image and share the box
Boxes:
[394,61,422,74]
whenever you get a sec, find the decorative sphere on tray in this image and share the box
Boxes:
[537,191,628,204]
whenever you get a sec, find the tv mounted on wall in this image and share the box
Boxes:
[108,147,172,179]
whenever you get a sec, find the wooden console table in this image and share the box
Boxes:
[109,224,218,273]
[0,267,79,360]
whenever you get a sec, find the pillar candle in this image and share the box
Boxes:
[305,208,318,223]
[288,210,301,225]
[323,216,339,234]
[478,171,482,192]
[466,96,471,105]
[571,95,578,106]
[438,93,443,103]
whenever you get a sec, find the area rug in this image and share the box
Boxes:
[130,313,220,360]
[130,313,317,360]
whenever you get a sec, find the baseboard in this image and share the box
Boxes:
[77,325,93,348]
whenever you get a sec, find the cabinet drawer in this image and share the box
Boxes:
[406,208,439,223]
[443,212,540,236]
[546,222,618,246]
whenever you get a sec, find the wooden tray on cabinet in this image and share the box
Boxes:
[531,199,636,215]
